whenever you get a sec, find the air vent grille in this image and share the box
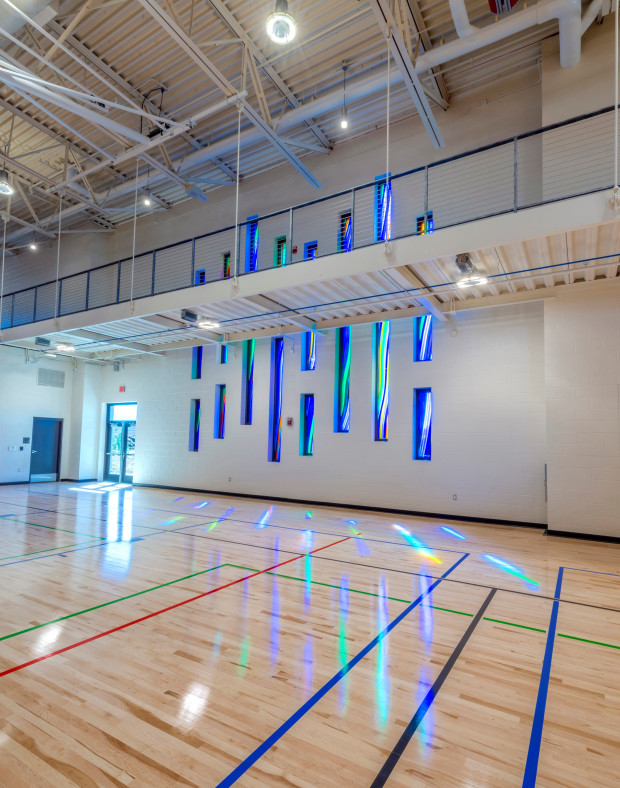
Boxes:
[37,367,65,388]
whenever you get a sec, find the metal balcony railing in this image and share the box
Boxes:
[0,105,615,330]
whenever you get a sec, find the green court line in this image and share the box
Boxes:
[557,633,620,650]
[4,558,619,654]
[230,564,483,618]
[0,516,106,540]
[0,540,103,561]
[0,564,228,642]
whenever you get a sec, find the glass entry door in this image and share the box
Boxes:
[104,403,137,483]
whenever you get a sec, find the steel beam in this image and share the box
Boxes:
[137,0,321,189]
[368,0,444,149]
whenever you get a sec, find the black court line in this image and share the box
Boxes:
[159,530,620,616]
[175,515,466,553]
[2,497,618,617]
[370,588,497,787]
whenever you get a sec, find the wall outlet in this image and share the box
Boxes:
[452,494,457,500]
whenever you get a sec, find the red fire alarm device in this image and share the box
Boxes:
[119,386,126,392]
[292,246,298,254]
[286,417,293,427]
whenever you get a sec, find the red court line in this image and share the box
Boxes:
[0,536,351,679]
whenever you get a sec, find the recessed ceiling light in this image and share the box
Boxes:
[266,0,296,45]
[457,275,488,288]
[198,319,220,330]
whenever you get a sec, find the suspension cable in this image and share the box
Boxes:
[53,194,62,324]
[130,157,139,311]
[386,34,391,239]
[615,0,619,195]
[233,102,242,285]
[0,203,8,337]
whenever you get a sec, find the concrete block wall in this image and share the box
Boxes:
[95,302,547,523]
[545,287,620,537]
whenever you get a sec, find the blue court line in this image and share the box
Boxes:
[522,567,564,787]
[564,567,620,578]
[215,552,470,787]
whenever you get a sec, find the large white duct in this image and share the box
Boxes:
[422,0,582,71]
[0,0,55,35]
[4,0,592,239]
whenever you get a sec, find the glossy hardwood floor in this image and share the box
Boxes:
[0,482,618,787]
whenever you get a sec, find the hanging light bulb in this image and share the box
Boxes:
[143,190,152,207]
[340,64,349,130]
[29,236,37,250]
[266,0,297,45]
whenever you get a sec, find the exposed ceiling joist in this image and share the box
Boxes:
[243,294,316,330]
[204,0,331,149]
[368,0,444,148]
[382,266,448,321]
[136,0,322,189]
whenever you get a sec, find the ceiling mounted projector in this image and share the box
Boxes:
[266,0,297,45]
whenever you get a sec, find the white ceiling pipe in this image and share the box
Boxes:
[422,0,582,71]
[6,0,589,236]
[0,72,148,144]
[448,0,477,38]
[0,0,54,35]
[581,0,603,34]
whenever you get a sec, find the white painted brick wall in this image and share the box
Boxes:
[96,302,546,523]
[545,287,620,536]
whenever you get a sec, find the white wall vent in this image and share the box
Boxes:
[37,367,65,388]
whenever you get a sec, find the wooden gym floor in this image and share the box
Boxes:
[0,483,618,787]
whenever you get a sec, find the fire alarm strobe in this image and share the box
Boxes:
[119,386,126,392]
[286,417,293,427]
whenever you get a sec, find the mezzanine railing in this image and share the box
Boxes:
[1,105,615,330]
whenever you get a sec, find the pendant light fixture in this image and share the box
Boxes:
[266,0,297,45]
[0,142,13,195]
[340,64,349,129]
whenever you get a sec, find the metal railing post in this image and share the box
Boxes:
[33,287,38,322]
[424,165,429,221]
[513,138,518,212]
[85,270,91,310]
[151,250,156,295]
[58,279,63,316]
[116,261,121,303]
[191,238,196,286]
[288,208,293,265]
[350,188,356,249]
